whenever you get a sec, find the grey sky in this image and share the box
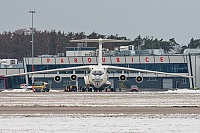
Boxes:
[0,0,200,45]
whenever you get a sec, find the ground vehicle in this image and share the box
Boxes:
[33,82,49,92]
[64,85,77,92]
[20,84,32,90]
[130,85,140,92]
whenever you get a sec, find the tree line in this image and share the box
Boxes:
[0,29,200,60]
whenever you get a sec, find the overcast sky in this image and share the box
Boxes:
[0,0,200,45]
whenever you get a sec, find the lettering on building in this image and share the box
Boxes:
[145,57,149,62]
[160,57,163,62]
[47,58,50,63]
[61,58,64,63]
[88,58,91,63]
[74,58,78,63]
[102,58,106,62]
[116,57,120,62]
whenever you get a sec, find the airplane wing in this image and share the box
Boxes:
[4,65,90,77]
[106,65,193,78]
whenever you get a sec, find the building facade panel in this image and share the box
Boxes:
[68,57,83,64]
[154,56,169,63]
[125,56,140,64]
[66,51,94,56]
[189,55,200,88]
[41,57,55,64]
[28,57,41,65]
[82,57,97,64]
[99,57,111,64]
[140,56,154,63]
[195,55,200,88]
[169,55,185,63]
[183,55,187,63]
[110,56,126,64]
[55,57,69,64]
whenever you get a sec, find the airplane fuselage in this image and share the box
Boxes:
[84,65,110,89]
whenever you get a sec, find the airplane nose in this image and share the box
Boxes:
[94,75,101,81]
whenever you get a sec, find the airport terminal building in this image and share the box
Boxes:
[0,47,200,90]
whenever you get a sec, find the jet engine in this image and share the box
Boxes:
[54,75,62,83]
[70,74,77,82]
[135,75,143,83]
[119,74,126,82]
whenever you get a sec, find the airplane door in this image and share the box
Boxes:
[162,79,173,89]
[175,81,179,89]
[66,81,71,86]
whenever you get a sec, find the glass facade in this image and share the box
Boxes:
[129,63,188,73]
[27,63,188,74]
[6,76,26,89]
[0,79,4,89]
[27,64,86,74]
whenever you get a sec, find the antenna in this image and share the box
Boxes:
[70,38,131,66]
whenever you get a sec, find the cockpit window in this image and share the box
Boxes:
[92,70,104,75]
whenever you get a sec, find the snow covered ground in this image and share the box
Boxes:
[0,89,200,133]
[165,89,200,94]
[0,114,200,133]
[1,89,200,107]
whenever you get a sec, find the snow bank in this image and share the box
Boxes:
[0,114,199,133]
[165,89,200,93]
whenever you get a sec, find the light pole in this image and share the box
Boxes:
[29,9,36,90]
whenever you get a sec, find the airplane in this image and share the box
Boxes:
[4,38,193,91]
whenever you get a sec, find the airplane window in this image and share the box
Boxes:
[92,70,104,75]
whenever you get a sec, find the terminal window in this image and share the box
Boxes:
[181,79,187,84]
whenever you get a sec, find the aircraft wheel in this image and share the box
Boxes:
[98,88,102,92]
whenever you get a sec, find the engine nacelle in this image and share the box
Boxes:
[70,74,77,82]
[135,75,143,83]
[54,75,62,83]
[119,74,126,82]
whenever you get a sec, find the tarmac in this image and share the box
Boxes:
[0,90,200,114]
